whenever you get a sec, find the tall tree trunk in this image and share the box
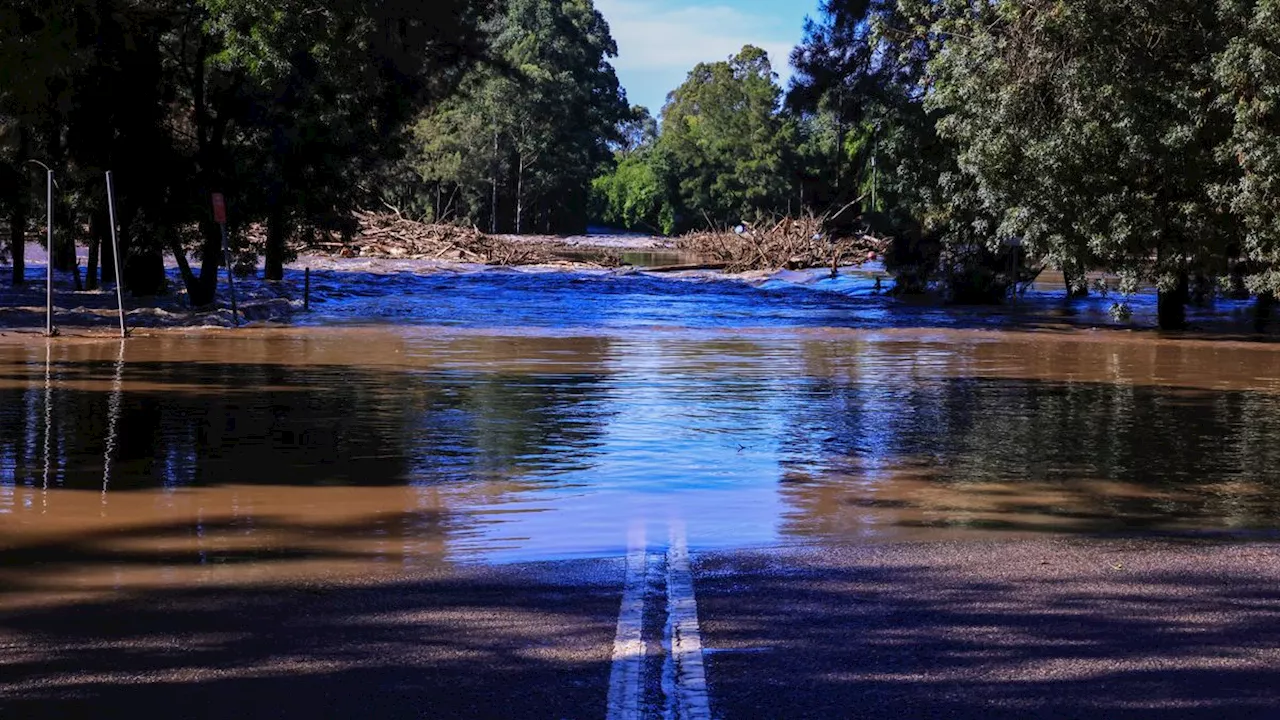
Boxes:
[86,206,104,290]
[1063,266,1088,298]
[833,111,843,192]
[125,250,166,296]
[1157,273,1189,330]
[9,199,26,287]
[490,130,499,234]
[185,220,221,307]
[45,119,76,273]
[265,201,285,281]
[181,37,223,308]
[10,124,29,285]
[51,207,75,272]
[515,155,524,235]
[100,214,117,285]
[1256,292,1275,333]
[167,231,200,302]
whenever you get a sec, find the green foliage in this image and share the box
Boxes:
[924,1,1237,301]
[789,0,1280,322]
[591,150,673,234]
[589,55,811,235]
[655,46,797,231]
[412,0,626,234]
[1215,0,1280,296]
[615,105,659,156]
[0,0,493,295]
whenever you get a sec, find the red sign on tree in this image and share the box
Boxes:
[211,193,227,224]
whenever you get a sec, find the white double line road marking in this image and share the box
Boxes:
[607,524,655,720]
[663,522,711,720]
[605,522,711,720]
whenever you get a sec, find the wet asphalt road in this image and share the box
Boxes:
[696,540,1280,720]
[2,540,1279,719]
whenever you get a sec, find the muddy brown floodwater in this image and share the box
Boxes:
[2,304,1280,609]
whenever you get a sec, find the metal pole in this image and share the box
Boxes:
[105,172,128,338]
[221,224,240,326]
[45,169,53,337]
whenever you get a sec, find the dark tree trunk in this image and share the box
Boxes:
[86,206,104,290]
[10,125,28,286]
[100,227,116,284]
[10,201,26,286]
[490,130,499,234]
[1063,267,1088,298]
[181,37,224,309]
[52,210,75,272]
[110,202,138,289]
[1157,274,1189,330]
[1256,293,1275,333]
[124,250,166,296]
[185,220,222,307]
[45,119,75,273]
[265,202,285,281]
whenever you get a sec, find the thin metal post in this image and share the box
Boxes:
[45,170,53,337]
[304,267,310,311]
[221,224,240,326]
[105,172,128,338]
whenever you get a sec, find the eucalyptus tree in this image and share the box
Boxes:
[415,0,626,234]
[657,45,796,231]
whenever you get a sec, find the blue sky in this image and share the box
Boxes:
[596,0,823,116]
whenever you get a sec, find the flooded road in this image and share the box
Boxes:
[5,268,1280,719]
[3,266,1280,596]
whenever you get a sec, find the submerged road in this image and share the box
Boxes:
[2,537,1279,719]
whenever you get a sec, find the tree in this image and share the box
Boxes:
[790,0,1013,299]
[0,0,81,286]
[196,0,494,282]
[614,105,658,156]
[1216,0,1280,301]
[657,45,796,231]
[591,150,673,234]
[919,0,1237,326]
[0,0,494,300]
[413,0,626,234]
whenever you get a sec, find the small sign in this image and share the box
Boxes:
[211,193,227,224]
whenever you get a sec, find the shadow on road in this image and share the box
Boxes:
[695,542,1280,719]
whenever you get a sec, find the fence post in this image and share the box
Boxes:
[105,172,128,338]
[45,169,53,337]
[211,194,239,327]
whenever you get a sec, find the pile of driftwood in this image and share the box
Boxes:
[298,211,553,265]
[675,216,883,273]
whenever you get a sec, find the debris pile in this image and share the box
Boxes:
[297,212,555,265]
[675,215,884,273]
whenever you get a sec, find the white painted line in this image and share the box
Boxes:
[606,523,651,720]
[663,521,712,720]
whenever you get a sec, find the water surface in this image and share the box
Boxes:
[3,269,1280,597]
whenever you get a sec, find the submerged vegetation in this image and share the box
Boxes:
[2,0,1279,328]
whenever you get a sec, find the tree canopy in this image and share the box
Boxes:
[5,1,1280,328]
[1,0,493,297]
[410,0,627,234]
